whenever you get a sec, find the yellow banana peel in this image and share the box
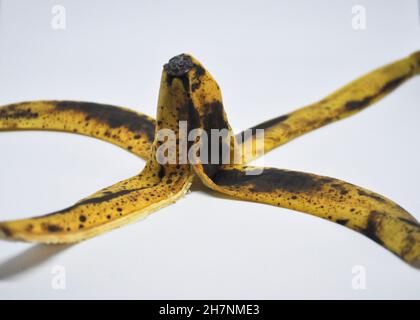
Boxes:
[0,51,419,268]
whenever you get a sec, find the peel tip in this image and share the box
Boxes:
[164,54,193,77]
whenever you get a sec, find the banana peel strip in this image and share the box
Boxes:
[0,52,419,268]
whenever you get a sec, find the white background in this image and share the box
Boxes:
[0,0,419,299]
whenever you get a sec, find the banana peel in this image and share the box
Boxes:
[0,52,419,268]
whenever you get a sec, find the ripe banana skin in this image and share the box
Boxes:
[237,51,420,159]
[0,52,419,268]
[2,52,419,162]
[170,54,420,268]
[0,101,155,159]
[0,76,193,243]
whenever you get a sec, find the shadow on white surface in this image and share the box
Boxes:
[0,244,72,280]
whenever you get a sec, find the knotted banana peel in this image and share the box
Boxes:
[0,52,419,268]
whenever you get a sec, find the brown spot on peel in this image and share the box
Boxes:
[358,190,386,203]
[55,101,155,141]
[0,104,39,120]
[361,211,384,245]
[43,224,63,233]
[0,225,12,237]
[200,101,231,178]
[212,168,332,193]
[345,75,408,112]
[336,219,349,226]
[236,114,289,142]
[398,217,420,228]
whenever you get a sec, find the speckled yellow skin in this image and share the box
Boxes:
[0,52,419,268]
[179,55,420,268]
[0,72,193,243]
[238,51,420,159]
[0,101,155,159]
